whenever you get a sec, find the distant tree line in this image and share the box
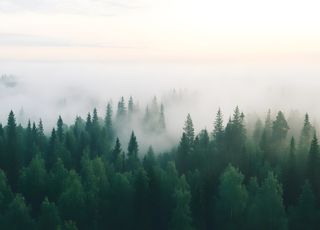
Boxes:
[0,97,319,229]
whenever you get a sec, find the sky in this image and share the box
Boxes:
[0,0,320,62]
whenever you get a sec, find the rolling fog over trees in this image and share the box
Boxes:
[1,62,320,229]
[0,100,320,229]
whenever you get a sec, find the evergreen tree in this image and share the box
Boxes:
[0,169,13,214]
[260,109,272,155]
[299,113,314,158]
[58,170,85,226]
[116,97,126,121]
[289,181,319,230]
[57,116,64,142]
[128,131,138,158]
[159,104,166,132]
[38,197,61,230]
[183,114,195,145]
[170,175,194,230]
[272,111,289,143]
[127,132,139,170]
[112,138,123,171]
[128,96,134,120]
[176,133,191,174]
[2,194,34,229]
[213,108,224,142]
[247,172,287,230]
[19,154,47,214]
[85,113,92,132]
[283,137,299,206]
[5,111,21,190]
[133,167,150,230]
[214,165,248,229]
[307,134,320,198]
[253,119,263,144]
[105,102,114,141]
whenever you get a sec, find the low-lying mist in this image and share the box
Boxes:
[1,60,320,152]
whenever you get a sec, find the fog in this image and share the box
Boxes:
[1,60,320,152]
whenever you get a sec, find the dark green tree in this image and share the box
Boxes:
[105,102,114,141]
[283,137,299,207]
[299,113,313,153]
[2,194,34,229]
[247,172,287,230]
[289,181,319,230]
[170,175,194,230]
[214,165,248,229]
[307,134,320,198]
[5,111,21,190]
[38,197,61,230]
[183,114,195,145]
[19,154,47,214]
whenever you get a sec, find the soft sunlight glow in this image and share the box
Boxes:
[0,0,319,62]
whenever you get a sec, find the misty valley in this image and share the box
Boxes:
[0,95,318,230]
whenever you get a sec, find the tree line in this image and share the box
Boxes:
[0,98,319,229]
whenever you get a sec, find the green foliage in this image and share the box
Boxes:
[247,172,287,230]
[0,105,318,229]
[214,165,248,229]
[170,175,194,230]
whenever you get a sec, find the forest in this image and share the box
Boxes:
[0,96,319,230]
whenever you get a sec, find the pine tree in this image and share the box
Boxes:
[112,138,122,162]
[260,109,272,153]
[214,165,248,229]
[85,113,92,132]
[247,172,287,230]
[128,131,138,158]
[289,181,319,230]
[38,198,61,230]
[128,96,134,120]
[283,137,299,206]
[253,119,263,144]
[177,133,191,174]
[2,194,34,229]
[299,113,313,153]
[183,114,195,145]
[307,134,320,198]
[170,175,194,230]
[105,102,114,141]
[116,97,126,120]
[19,154,47,214]
[272,111,289,143]
[57,116,64,142]
[212,108,224,142]
[5,111,21,190]
[159,104,166,131]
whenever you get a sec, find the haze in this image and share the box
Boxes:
[0,0,320,151]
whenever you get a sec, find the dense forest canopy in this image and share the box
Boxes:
[0,96,319,230]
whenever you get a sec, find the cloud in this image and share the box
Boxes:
[0,0,146,15]
[0,33,146,49]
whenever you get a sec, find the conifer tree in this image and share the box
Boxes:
[170,175,194,230]
[5,111,21,190]
[307,134,320,198]
[212,108,224,142]
[105,102,114,141]
[116,97,126,120]
[128,132,138,158]
[283,137,299,206]
[299,113,313,153]
[183,114,195,146]
[159,104,166,131]
[57,116,64,142]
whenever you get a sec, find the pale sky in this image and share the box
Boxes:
[0,0,320,62]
